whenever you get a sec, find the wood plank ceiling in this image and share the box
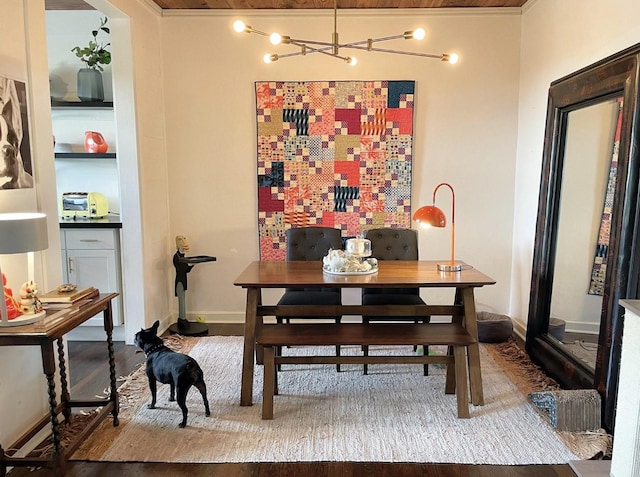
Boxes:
[46,0,528,10]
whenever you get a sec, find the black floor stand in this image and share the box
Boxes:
[169,318,209,336]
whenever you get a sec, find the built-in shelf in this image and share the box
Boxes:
[54,152,116,159]
[51,100,113,110]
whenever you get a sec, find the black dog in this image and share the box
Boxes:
[134,320,210,428]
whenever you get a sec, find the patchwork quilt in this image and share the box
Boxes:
[255,80,415,260]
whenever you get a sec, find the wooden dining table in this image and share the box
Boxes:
[233,260,496,407]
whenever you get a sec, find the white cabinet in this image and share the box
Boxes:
[60,228,123,326]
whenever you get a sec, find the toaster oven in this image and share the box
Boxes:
[60,192,109,219]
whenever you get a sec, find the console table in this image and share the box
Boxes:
[0,293,119,477]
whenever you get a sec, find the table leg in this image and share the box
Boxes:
[241,287,259,406]
[41,344,63,460]
[56,338,71,423]
[103,302,120,426]
[255,290,264,365]
[461,287,484,406]
[1,445,6,477]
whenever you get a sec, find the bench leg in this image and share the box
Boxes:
[274,356,279,396]
[453,345,470,418]
[423,345,429,376]
[363,345,369,375]
[262,346,275,420]
[444,345,455,395]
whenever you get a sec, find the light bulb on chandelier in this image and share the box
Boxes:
[233,3,459,66]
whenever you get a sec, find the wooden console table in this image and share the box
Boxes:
[0,293,119,477]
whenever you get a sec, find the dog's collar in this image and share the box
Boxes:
[145,343,166,356]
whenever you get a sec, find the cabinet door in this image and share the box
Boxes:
[67,248,122,325]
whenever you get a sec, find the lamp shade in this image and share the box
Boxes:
[413,205,446,229]
[0,213,49,254]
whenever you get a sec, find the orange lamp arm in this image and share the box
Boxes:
[433,182,456,265]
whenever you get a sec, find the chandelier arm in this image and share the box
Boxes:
[248,28,270,37]
[316,50,351,62]
[288,41,338,55]
[363,34,407,43]
[344,45,445,59]
[285,35,407,49]
[288,38,338,47]
[275,46,349,61]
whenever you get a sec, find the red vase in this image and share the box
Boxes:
[84,131,109,153]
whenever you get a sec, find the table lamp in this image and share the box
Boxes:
[0,212,49,327]
[413,182,462,272]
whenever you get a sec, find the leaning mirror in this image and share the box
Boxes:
[526,43,640,433]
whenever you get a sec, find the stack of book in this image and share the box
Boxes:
[40,286,99,309]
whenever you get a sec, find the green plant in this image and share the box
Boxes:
[71,17,111,71]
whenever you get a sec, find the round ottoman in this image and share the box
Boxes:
[476,311,514,343]
[548,318,566,342]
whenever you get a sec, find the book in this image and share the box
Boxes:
[39,286,98,304]
[41,298,95,310]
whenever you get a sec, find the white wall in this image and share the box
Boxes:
[161,9,521,320]
[512,0,640,334]
[0,0,63,452]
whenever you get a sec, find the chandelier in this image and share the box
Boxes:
[233,0,459,66]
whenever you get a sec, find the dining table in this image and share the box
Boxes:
[233,260,496,407]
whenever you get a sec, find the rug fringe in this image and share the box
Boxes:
[484,338,613,460]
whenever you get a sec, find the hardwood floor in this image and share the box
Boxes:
[7,324,578,477]
[8,461,578,476]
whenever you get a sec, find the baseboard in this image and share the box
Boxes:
[66,325,125,341]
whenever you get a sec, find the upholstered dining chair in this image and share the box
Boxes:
[361,227,430,375]
[276,226,344,371]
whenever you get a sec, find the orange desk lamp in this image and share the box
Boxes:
[413,182,462,272]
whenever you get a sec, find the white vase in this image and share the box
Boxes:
[77,68,104,102]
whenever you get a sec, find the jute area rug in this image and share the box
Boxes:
[71,336,610,465]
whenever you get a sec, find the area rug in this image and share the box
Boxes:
[71,336,606,465]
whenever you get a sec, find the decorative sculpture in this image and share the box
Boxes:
[19,280,43,315]
[2,273,22,320]
[84,131,109,153]
[170,235,216,336]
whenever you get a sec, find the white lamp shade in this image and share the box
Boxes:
[0,213,49,254]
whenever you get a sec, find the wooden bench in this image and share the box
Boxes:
[256,322,476,420]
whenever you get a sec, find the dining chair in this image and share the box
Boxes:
[361,227,430,375]
[276,226,344,371]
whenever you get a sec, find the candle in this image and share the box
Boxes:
[346,238,371,256]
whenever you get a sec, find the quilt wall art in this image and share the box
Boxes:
[255,80,415,260]
[588,99,624,296]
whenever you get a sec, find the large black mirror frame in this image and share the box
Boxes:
[526,43,640,433]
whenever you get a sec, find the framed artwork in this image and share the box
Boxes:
[0,75,33,189]
[255,80,415,260]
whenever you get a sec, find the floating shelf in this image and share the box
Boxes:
[51,100,113,109]
[54,152,116,159]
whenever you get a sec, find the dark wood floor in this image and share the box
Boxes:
[8,324,578,477]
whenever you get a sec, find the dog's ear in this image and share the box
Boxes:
[1,97,13,120]
[151,320,160,333]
